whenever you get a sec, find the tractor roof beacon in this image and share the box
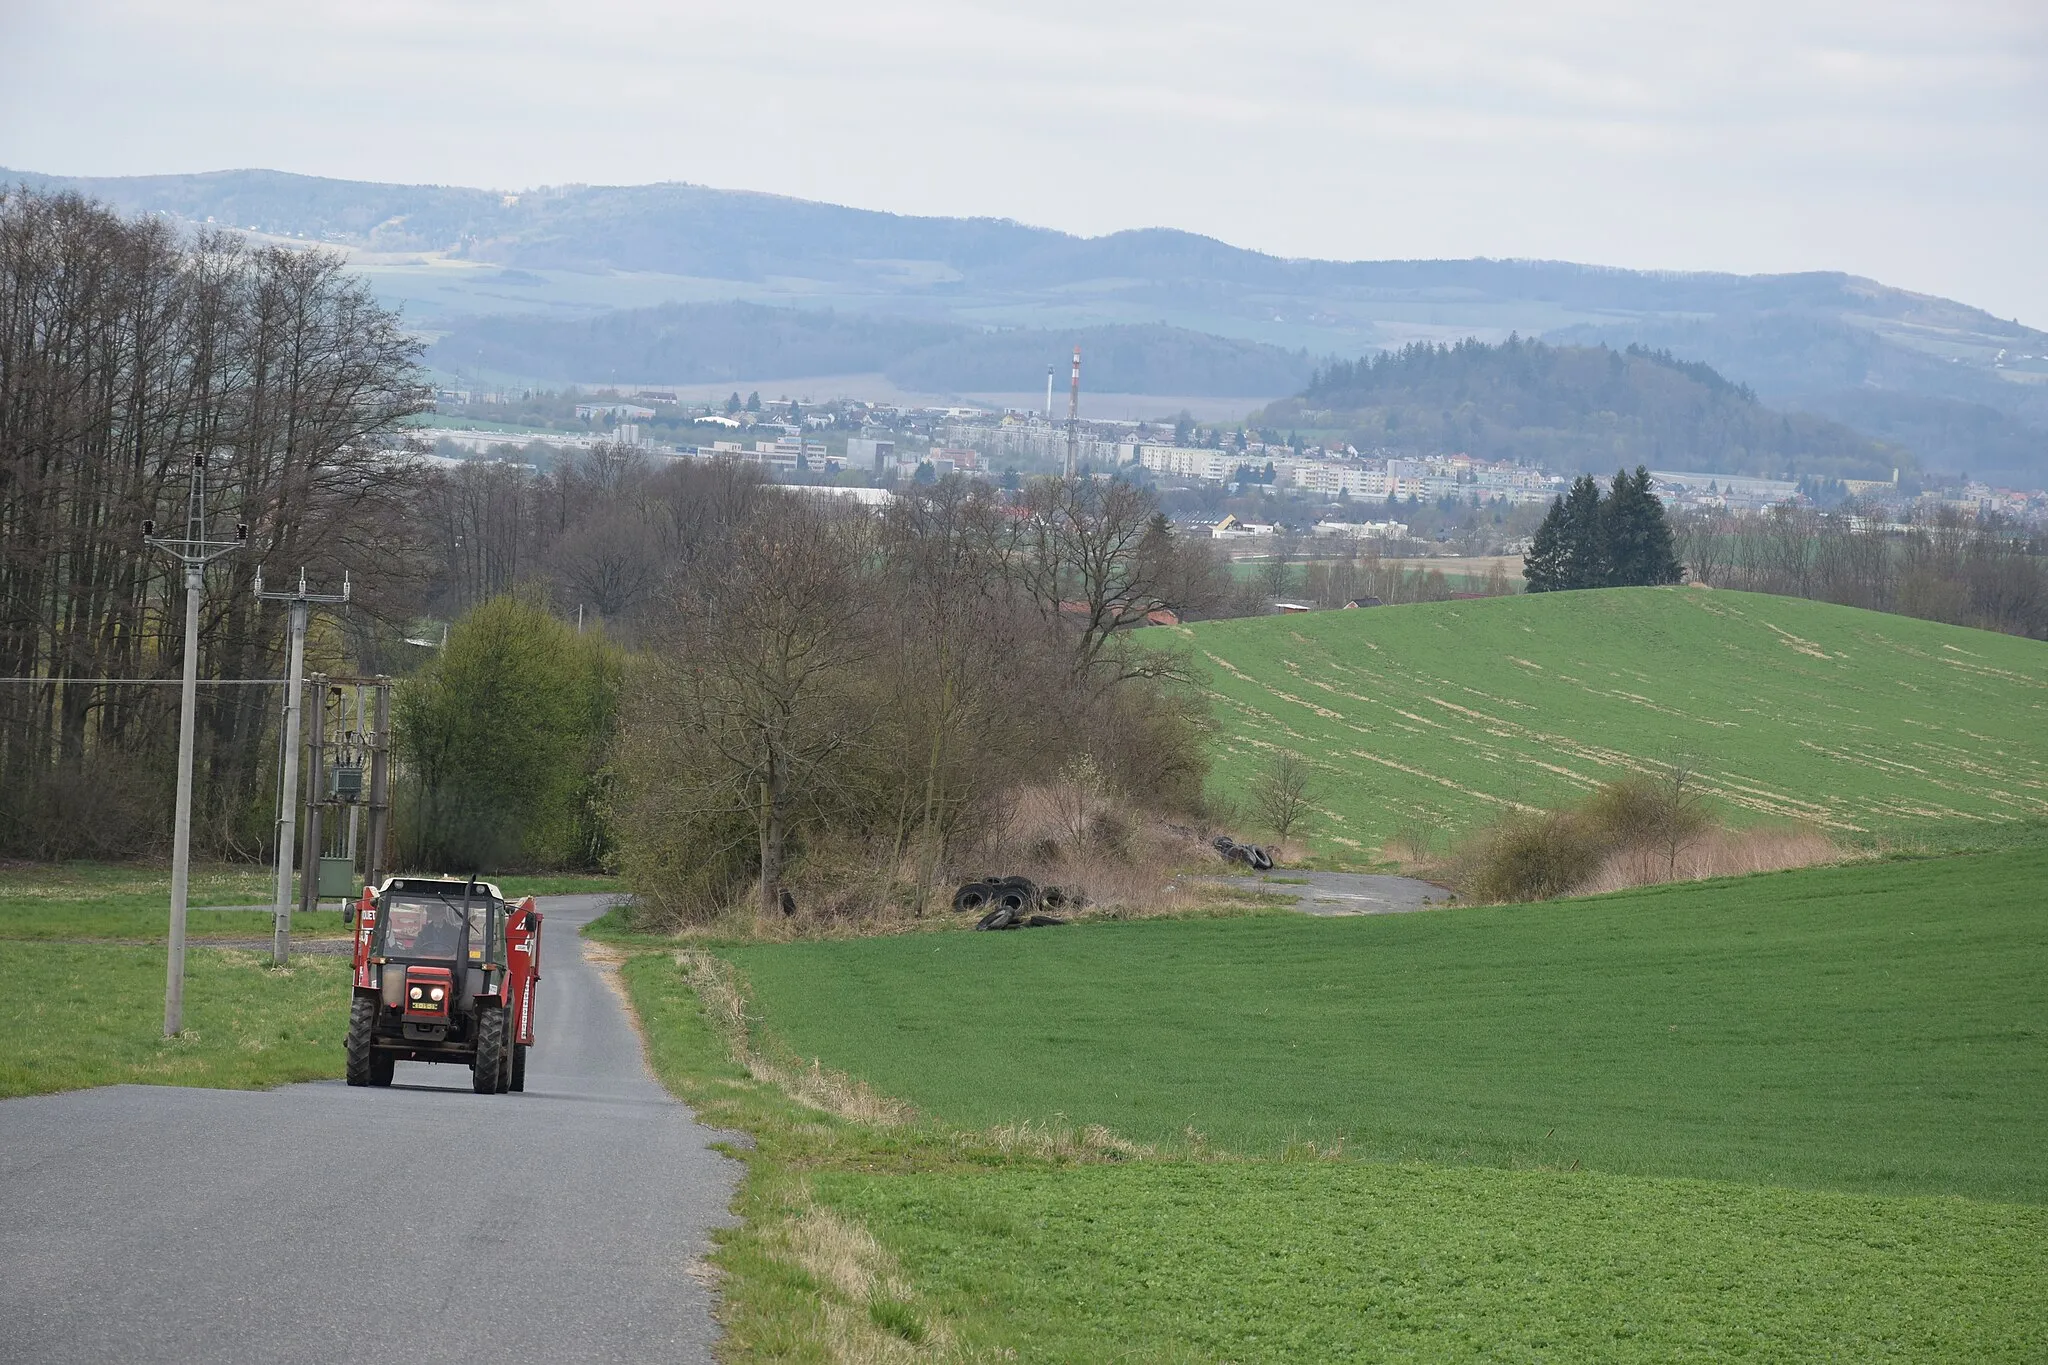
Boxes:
[344,875,543,1094]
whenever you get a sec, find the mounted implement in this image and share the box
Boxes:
[344,876,542,1094]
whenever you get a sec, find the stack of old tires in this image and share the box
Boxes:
[953,876,1073,930]
[1213,835,1275,870]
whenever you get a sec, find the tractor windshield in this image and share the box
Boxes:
[378,896,468,961]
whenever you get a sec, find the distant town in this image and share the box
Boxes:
[425,384,2048,556]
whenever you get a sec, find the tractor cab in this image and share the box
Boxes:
[346,875,542,1093]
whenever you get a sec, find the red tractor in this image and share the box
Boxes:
[344,875,542,1094]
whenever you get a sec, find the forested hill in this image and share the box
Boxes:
[1258,337,1901,480]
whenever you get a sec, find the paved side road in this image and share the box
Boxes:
[0,895,738,1365]
[1212,869,1456,915]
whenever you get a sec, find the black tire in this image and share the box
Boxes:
[369,1050,395,1087]
[1249,846,1275,871]
[497,1020,515,1093]
[511,1043,528,1092]
[1024,914,1067,927]
[975,905,1017,931]
[952,881,995,914]
[472,1006,507,1095]
[345,994,377,1087]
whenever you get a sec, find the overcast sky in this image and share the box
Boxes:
[5,0,2045,324]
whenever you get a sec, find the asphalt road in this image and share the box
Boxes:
[1225,869,1456,915]
[0,895,739,1364]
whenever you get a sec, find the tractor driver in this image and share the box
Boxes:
[384,900,464,958]
[409,903,464,958]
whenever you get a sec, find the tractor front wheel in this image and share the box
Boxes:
[345,995,378,1087]
[472,1006,507,1095]
[511,1043,528,1092]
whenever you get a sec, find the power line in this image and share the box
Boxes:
[0,677,287,685]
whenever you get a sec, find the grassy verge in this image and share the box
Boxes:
[0,941,351,1097]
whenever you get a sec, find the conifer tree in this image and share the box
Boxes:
[1523,497,1567,592]
[1601,466,1683,586]
[1557,474,1609,589]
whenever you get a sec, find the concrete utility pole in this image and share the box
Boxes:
[143,451,245,1038]
[300,677,327,925]
[364,681,392,892]
[254,567,349,967]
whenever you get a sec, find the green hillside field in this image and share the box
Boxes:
[1170,587,2048,858]
[664,844,2048,1360]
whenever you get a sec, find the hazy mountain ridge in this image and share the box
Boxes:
[429,302,1320,397]
[9,166,2043,477]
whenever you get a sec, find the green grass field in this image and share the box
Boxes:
[724,847,2048,1203]
[1172,587,2048,857]
[658,848,2048,1358]
[0,942,351,1097]
[821,1163,2046,1362]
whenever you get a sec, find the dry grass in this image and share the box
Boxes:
[676,950,914,1127]
[1576,826,1847,894]
[982,1117,1155,1162]
[957,783,1227,920]
[1399,774,1851,904]
[754,1184,988,1362]
[684,785,1253,943]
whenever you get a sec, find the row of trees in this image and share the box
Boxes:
[1674,505,2048,640]
[0,187,427,857]
[1524,468,1684,592]
[621,476,1217,922]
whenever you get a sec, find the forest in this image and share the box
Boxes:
[1262,336,1902,480]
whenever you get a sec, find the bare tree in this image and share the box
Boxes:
[1249,750,1316,838]
[1006,476,1189,685]
[650,494,875,918]
[1652,753,1709,879]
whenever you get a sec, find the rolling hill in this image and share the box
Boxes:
[1172,587,2048,857]
[8,167,2043,476]
[1257,337,1899,479]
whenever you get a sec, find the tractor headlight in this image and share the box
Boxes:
[428,986,445,1003]
[409,986,424,1001]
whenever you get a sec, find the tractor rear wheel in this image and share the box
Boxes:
[345,995,377,1087]
[511,1043,528,1092]
[472,1006,507,1095]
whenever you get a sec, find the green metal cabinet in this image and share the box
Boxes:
[317,855,358,899]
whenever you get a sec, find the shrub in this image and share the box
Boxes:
[1466,810,1608,903]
